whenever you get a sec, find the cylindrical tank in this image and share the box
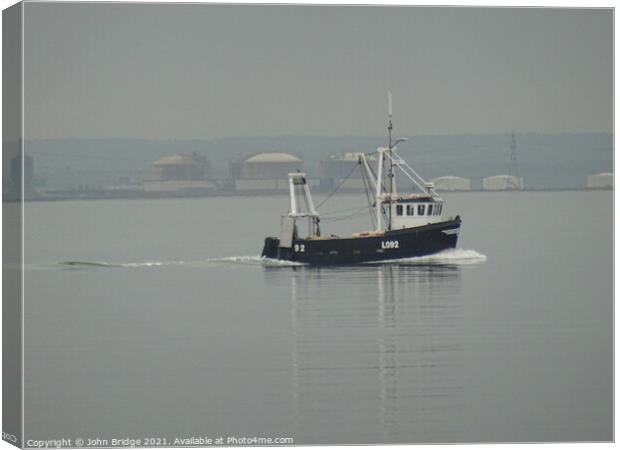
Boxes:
[430,176,471,191]
[587,172,613,189]
[483,175,524,190]
[240,152,303,179]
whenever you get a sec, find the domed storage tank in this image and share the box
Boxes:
[236,152,307,191]
[483,175,524,190]
[587,172,613,189]
[430,176,471,192]
[152,153,209,181]
[143,153,215,193]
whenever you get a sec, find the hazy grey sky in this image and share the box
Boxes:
[23,3,612,139]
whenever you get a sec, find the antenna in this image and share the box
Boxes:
[508,131,521,189]
[387,91,394,231]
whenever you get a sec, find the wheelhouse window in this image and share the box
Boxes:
[418,204,425,215]
[427,204,433,216]
[406,205,415,216]
[396,204,403,216]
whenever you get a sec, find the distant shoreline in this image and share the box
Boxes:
[7,186,612,204]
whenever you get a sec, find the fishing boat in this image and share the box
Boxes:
[261,93,461,265]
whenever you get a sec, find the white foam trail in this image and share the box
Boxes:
[58,260,191,269]
[121,260,187,268]
[368,248,487,265]
[58,261,120,268]
[55,249,486,270]
[57,256,306,269]
[214,249,486,267]
[213,256,306,267]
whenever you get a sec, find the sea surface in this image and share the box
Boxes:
[22,190,612,444]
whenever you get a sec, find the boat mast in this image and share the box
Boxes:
[387,91,394,231]
[365,92,407,233]
[375,151,384,232]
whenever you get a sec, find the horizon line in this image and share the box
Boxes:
[15,130,614,143]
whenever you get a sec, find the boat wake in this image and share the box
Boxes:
[53,249,485,271]
[365,248,487,266]
[56,259,199,269]
[57,260,123,269]
[222,249,488,267]
[213,256,306,267]
[54,256,304,270]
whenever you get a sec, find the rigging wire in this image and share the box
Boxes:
[320,204,373,217]
[364,153,389,195]
[361,152,389,226]
[315,162,359,210]
[312,153,392,226]
[321,206,370,223]
[360,161,377,229]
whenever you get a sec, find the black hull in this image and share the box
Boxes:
[261,216,461,265]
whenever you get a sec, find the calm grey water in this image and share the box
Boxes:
[23,191,612,444]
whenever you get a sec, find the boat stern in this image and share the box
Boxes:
[261,237,280,259]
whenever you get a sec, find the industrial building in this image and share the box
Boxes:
[143,153,215,193]
[3,151,34,200]
[430,176,471,192]
[319,152,375,192]
[587,172,613,189]
[483,175,524,191]
[235,152,313,191]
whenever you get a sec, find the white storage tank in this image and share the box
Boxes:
[587,172,613,189]
[143,153,215,193]
[236,152,311,192]
[241,152,303,179]
[430,176,471,192]
[483,175,524,190]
